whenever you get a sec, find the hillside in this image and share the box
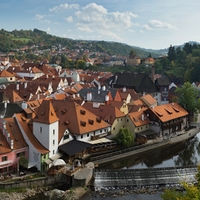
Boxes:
[0,28,165,58]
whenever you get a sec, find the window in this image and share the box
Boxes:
[127,119,129,122]
[2,156,7,162]
[40,127,42,133]
[81,135,83,139]
[113,127,115,130]
[53,140,55,145]
[87,133,89,137]
[64,134,69,140]
[53,129,55,135]
[53,150,55,154]
[100,130,102,133]
[17,152,25,157]
[121,118,122,121]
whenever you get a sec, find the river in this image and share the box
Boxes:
[30,132,200,200]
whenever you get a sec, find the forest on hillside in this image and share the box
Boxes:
[111,43,200,84]
[0,28,161,58]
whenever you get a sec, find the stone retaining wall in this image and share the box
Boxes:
[0,174,66,189]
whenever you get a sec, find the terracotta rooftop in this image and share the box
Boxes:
[149,103,188,122]
[128,111,150,127]
[141,94,157,107]
[0,70,15,77]
[82,102,125,125]
[0,129,11,154]
[34,100,59,124]
[4,117,28,150]
[15,113,49,154]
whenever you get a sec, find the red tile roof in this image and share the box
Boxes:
[4,117,28,150]
[34,100,59,124]
[149,103,188,122]
[128,111,150,127]
[15,113,49,154]
[0,130,11,154]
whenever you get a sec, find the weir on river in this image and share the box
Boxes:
[93,166,198,190]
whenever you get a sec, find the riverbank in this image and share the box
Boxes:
[0,186,89,200]
[92,127,200,165]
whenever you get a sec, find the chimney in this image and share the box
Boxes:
[16,84,19,90]
[86,92,92,101]
[24,82,27,89]
[10,139,14,150]
[105,95,109,105]
[151,65,155,83]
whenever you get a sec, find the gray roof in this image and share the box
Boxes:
[107,72,157,93]
[59,140,91,156]
[0,103,23,118]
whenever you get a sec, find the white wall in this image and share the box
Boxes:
[33,121,59,158]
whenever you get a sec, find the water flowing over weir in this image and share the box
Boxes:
[93,166,198,190]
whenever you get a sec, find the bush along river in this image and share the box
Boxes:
[29,131,200,200]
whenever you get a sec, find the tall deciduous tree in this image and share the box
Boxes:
[114,128,134,147]
[175,82,200,120]
[168,45,176,61]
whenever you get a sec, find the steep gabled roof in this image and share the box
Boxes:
[15,113,49,154]
[34,100,59,124]
[49,99,110,141]
[0,70,15,77]
[9,91,24,103]
[4,117,28,150]
[108,72,157,93]
[82,102,125,125]
[0,129,11,154]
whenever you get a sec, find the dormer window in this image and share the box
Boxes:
[80,121,86,126]
[96,117,101,123]
[65,121,69,125]
[62,109,66,115]
[88,119,94,125]
[80,110,86,115]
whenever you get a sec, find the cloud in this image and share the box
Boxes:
[77,27,93,33]
[35,14,45,21]
[72,2,138,42]
[65,16,73,23]
[49,3,79,12]
[144,20,177,30]
[34,14,50,23]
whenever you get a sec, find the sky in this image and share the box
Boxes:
[1,0,200,50]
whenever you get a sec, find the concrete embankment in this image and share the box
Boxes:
[92,128,200,165]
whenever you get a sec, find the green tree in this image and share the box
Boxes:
[76,59,86,70]
[19,156,28,169]
[168,45,176,61]
[175,82,200,121]
[162,165,200,200]
[114,128,134,147]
